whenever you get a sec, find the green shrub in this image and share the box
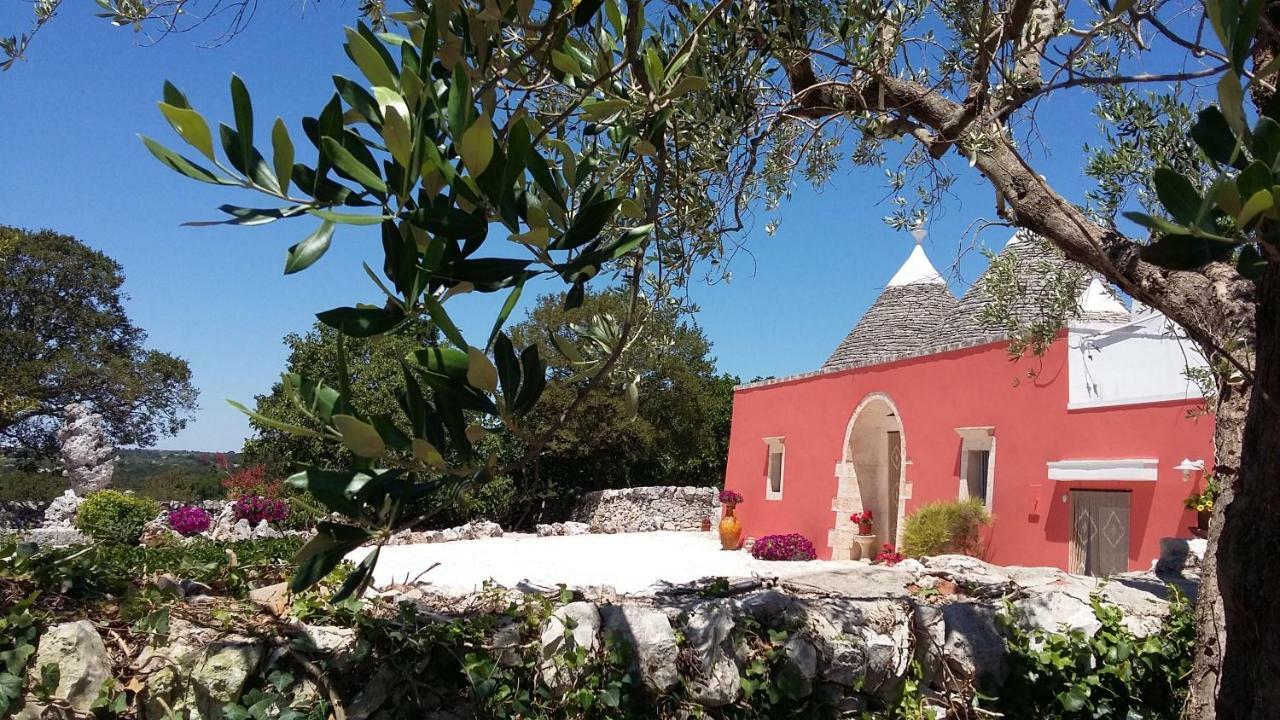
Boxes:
[73,490,160,544]
[900,499,991,557]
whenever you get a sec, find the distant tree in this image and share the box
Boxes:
[503,289,737,524]
[0,226,199,460]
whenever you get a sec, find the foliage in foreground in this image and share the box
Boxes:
[900,499,991,558]
[6,535,304,599]
[996,588,1195,719]
[142,0,730,595]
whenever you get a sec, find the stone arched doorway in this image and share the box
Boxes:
[828,393,907,560]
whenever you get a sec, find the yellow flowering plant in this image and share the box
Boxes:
[1184,475,1220,513]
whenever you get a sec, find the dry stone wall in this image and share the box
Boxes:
[570,485,718,532]
[10,554,1197,719]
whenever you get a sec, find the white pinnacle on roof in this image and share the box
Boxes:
[886,241,945,286]
[1078,277,1129,316]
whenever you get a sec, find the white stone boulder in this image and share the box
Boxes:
[29,621,110,714]
[602,605,679,693]
[539,601,601,693]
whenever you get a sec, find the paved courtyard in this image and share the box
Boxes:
[350,530,856,595]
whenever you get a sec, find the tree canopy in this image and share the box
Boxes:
[500,288,736,522]
[0,226,198,460]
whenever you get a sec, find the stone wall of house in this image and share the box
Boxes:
[570,486,719,532]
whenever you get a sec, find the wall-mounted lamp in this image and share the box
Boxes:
[1174,458,1205,482]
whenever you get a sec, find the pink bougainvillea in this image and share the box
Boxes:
[167,505,212,536]
[231,495,289,525]
[719,489,744,505]
[749,533,817,561]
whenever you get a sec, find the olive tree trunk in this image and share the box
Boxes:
[1188,381,1245,718]
[1208,263,1280,718]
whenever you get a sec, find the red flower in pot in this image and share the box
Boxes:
[850,510,874,535]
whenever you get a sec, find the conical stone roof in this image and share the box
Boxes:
[928,233,1129,348]
[822,243,958,369]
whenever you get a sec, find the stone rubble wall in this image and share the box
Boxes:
[13,553,1197,719]
[570,485,719,533]
[0,501,47,530]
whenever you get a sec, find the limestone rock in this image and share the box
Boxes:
[602,605,679,692]
[1012,589,1100,636]
[140,517,181,547]
[562,521,590,535]
[191,640,264,719]
[780,635,817,697]
[1154,537,1206,579]
[252,520,281,539]
[295,624,357,666]
[30,620,110,713]
[686,652,740,707]
[248,582,291,615]
[57,403,116,494]
[685,600,735,673]
[41,490,83,527]
[919,555,1015,598]
[539,602,601,692]
[490,623,524,667]
[937,602,1007,690]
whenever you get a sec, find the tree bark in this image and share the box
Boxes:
[1188,379,1246,719]
[1212,263,1280,718]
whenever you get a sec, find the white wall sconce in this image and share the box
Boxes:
[1174,458,1205,482]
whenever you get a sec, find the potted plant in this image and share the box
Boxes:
[718,489,744,550]
[850,510,874,536]
[1184,474,1219,538]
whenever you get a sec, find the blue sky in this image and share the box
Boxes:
[2,3,1126,451]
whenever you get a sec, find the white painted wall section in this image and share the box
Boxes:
[1067,310,1207,409]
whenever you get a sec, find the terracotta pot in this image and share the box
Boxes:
[1190,509,1211,539]
[719,504,742,550]
[858,522,873,536]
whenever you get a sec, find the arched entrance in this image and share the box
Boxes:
[828,393,906,560]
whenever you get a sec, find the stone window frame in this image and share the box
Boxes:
[955,426,996,509]
[763,436,785,501]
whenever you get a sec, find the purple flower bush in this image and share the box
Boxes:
[167,505,212,536]
[232,495,290,525]
[749,533,817,561]
[719,489,744,505]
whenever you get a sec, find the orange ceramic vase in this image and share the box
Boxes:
[719,504,742,550]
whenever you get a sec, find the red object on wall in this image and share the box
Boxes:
[721,337,1212,572]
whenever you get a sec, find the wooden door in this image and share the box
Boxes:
[886,431,902,545]
[1070,490,1131,577]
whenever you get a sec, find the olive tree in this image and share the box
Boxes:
[144,0,729,600]
[677,0,1264,715]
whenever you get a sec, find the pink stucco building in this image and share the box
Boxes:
[722,234,1213,575]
